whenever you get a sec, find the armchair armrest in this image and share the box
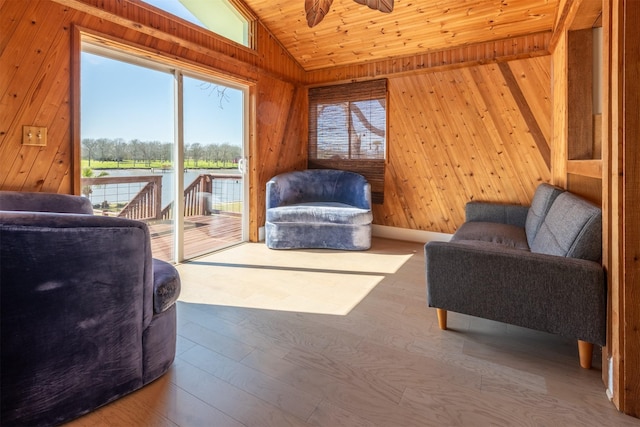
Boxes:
[266,178,282,210]
[338,181,372,210]
[465,201,529,227]
[425,240,606,345]
[152,259,181,313]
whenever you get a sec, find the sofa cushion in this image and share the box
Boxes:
[524,183,565,247]
[530,192,602,261]
[266,202,373,225]
[452,221,530,250]
[465,202,529,227]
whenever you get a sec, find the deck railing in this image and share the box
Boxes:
[161,174,208,220]
[81,173,241,221]
[122,181,162,220]
[159,174,241,220]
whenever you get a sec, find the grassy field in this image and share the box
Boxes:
[210,201,242,214]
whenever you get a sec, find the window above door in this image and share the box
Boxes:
[142,0,254,48]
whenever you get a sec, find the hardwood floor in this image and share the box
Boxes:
[67,238,639,426]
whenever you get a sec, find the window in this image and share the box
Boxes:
[308,79,387,203]
[142,0,253,48]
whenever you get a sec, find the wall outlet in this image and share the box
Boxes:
[22,125,47,146]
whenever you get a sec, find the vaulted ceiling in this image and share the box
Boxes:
[241,0,562,71]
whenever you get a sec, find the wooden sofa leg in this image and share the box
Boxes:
[436,309,448,330]
[578,340,594,369]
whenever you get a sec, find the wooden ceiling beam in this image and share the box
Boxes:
[498,62,551,170]
[306,32,552,85]
[550,0,603,51]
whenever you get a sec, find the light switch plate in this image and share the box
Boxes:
[22,125,47,146]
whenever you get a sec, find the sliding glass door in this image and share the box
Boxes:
[181,74,246,260]
[80,44,247,263]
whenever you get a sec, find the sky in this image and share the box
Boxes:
[144,0,204,26]
[80,0,244,148]
[81,52,244,146]
[142,0,245,41]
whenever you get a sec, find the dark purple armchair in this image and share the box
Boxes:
[0,191,180,426]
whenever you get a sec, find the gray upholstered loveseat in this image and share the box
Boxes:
[265,169,373,250]
[425,183,605,369]
[0,191,181,426]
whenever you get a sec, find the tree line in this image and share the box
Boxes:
[82,138,242,167]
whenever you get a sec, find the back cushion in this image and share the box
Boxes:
[267,169,369,209]
[0,190,94,214]
[524,183,565,246]
[530,192,602,261]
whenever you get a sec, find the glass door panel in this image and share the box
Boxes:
[80,50,177,262]
[182,75,246,259]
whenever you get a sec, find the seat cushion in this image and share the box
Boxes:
[266,202,373,225]
[524,183,565,247]
[265,222,371,250]
[530,192,602,261]
[452,221,530,250]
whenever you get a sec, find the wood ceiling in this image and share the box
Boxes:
[242,0,561,71]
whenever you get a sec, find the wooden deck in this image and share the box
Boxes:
[148,213,242,262]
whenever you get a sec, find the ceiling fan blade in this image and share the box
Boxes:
[305,0,334,28]
[353,0,394,13]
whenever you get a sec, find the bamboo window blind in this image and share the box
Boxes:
[308,79,387,204]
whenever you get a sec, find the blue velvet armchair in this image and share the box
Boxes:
[265,169,373,250]
[0,191,180,426]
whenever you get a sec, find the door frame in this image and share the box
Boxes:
[74,29,252,262]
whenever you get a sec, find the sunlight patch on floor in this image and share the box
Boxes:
[175,240,415,315]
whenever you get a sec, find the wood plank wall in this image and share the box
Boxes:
[551,29,569,188]
[0,1,77,193]
[604,0,640,416]
[621,0,640,411]
[251,75,308,239]
[1,0,550,238]
[378,57,551,234]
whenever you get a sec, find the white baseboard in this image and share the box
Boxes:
[372,224,452,243]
